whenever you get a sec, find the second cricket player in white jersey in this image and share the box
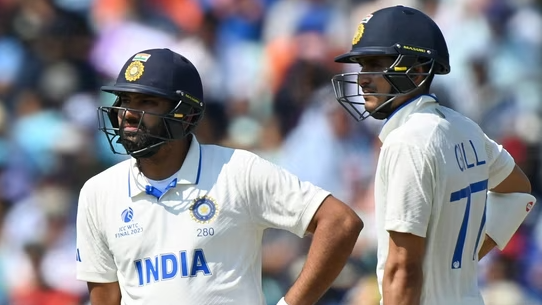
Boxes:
[373,94,518,304]
[331,5,535,305]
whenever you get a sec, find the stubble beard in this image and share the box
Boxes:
[120,122,168,154]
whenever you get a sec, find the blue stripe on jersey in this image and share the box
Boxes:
[128,169,131,197]
[195,144,202,184]
[127,143,203,197]
[382,94,438,126]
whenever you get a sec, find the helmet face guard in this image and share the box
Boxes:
[98,91,204,158]
[331,54,435,121]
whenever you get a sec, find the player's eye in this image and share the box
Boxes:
[362,62,385,72]
[142,100,158,106]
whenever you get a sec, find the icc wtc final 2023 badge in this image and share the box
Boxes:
[190,196,219,224]
[125,61,145,82]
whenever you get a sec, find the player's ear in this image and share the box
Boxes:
[411,64,426,86]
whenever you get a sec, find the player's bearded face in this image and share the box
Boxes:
[119,114,168,153]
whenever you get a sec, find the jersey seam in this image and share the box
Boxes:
[243,153,258,226]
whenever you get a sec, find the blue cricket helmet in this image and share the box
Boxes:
[331,5,450,121]
[98,48,205,158]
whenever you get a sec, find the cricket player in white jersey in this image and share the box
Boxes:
[330,5,536,305]
[75,48,363,305]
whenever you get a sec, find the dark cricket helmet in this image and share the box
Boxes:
[98,48,205,158]
[331,5,450,120]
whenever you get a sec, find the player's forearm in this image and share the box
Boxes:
[284,215,362,305]
[382,263,423,305]
[478,234,497,260]
[88,281,122,305]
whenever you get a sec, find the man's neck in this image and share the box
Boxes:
[137,139,190,180]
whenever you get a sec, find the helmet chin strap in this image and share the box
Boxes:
[117,138,167,159]
[131,143,164,159]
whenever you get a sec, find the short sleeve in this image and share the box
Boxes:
[484,134,515,189]
[243,153,331,238]
[76,182,118,283]
[381,143,434,238]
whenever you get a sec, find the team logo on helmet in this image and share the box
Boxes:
[132,53,151,62]
[125,61,145,82]
[190,196,219,224]
[352,23,364,45]
[352,13,373,45]
[360,13,373,24]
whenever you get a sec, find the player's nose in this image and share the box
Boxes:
[357,73,372,88]
[117,108,142,127]
[120,107,141,119]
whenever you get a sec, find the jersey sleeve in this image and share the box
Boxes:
[76,182,118,283]
[243,152,331,238]
[381,143,434,238]
[484,134,515,189]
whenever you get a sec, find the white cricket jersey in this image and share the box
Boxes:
[76,136,330,305]
[374,95,515,305]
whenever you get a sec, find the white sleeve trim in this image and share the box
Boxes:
[295,190,331,237]
[385,219,427,238]
[76,271,118,283]
[488,158,515,190]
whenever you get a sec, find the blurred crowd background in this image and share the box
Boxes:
[0,0,540,304]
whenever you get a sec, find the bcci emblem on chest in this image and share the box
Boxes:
[190,196,219,224]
